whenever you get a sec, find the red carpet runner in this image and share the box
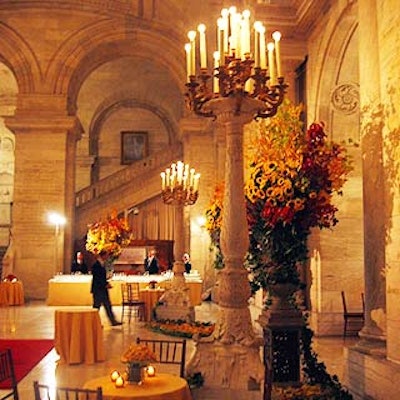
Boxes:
[0,339,54,388]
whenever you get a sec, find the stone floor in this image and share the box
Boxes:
[0,300,358,400]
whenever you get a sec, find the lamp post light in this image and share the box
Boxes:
[48,212,66,275]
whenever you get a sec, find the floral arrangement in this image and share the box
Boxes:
[244,100,352,289]
[85,210,133,259]
[121,343,157,364]
[204,101,352,288]
[204,182,224,269]
[148,319,215,338]
[3,274,18,282]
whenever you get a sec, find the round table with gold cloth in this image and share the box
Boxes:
[83,373,192,400]
[0,281,25,306]
[54,308,105,365]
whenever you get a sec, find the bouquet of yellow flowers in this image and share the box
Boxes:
[86,210,133,259]
[121,343,157,364]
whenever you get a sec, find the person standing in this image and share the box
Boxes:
[71,251,89,274]
[182,253,192,274]
[91,250,122,326]
[144,249,159,274]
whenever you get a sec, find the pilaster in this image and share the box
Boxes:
[4,111,83,299]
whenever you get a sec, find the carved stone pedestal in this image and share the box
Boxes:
[257,285,304,400]
[155,260,195,321]
[187,338,264,389]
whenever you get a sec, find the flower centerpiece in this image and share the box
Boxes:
[121,342,158,384]
[244,100,352,292]
[85,210,133,267]
[3,274,18,282]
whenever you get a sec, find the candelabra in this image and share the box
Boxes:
[160,161,200,206]
[184,7,289,396]
[184,7,286,120]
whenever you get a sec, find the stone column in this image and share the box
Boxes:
[357,0,386,341]
[179,116,213,276]
[4,109,82,299]
[186,97,264,390]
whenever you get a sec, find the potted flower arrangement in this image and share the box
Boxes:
[121,342,158,384]
[244,100,352,292]
[85,210,133,267]
[204,100,354,399]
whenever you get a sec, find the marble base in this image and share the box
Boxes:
[186,340,264,390]
[155,304,195,321]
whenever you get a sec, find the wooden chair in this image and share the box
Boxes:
[136,337,187,377]
[121,283,146,323]
[0,348,19,400]
[33,381,103,400]
[341,291,365,338]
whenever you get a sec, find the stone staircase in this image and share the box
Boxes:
[75,143,183,238]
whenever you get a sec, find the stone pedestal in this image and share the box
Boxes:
[258,290,304,400]
[186,97,266,390]
[155,260,194,321]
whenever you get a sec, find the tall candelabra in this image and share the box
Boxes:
[160,160,200,206]
[184,6,286,120]
[184,6,288,396]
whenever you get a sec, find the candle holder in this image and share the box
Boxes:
[146,365,156,377]
[115,375,125,388]
[160,161,200,206]
[184,7,286,120]
[110,370,120,382]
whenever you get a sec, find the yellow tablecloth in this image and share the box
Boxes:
[139,288,165,321]
[83,373,192,400]
[54,308,105,365]
[47,279,202,306]
[0,281,25,306]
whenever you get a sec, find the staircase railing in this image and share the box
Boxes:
[75,144,183,209]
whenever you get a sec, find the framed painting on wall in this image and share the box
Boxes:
[121,131,148,164]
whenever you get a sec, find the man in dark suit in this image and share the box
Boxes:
[91,250,122,326]
[144,249,159,274]
[182,253,192,274]
[71,251,89,274]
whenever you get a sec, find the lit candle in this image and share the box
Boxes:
[259,25,266,69]
[166,168,170,188]
[197,24,207,69]
[267,42,277,86]
[272,31,282,77]
[221,8,229,54]
[229,6,238,54]
[115,376,124,388]
[213,51,220,94]
[160,172,166,191]
[147,365,156,377]
[194,173,201,192]
[241,9,251,57]
[110,370,120,382]
[184,43,192,79]
[253,21,262,68]
[177,161,184,184]
[189,168,195,187]
[217,18,224,60]
[187,30,196,77]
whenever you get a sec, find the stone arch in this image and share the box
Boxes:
[45,18,186,113]
[0,22,41,93]
[89,95,177,155]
